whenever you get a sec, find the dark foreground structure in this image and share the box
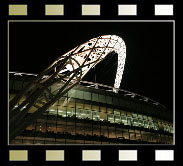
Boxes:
[9,72,173,144]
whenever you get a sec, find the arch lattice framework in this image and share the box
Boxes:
[9,35,126,141]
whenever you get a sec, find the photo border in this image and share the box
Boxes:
[7,19,175,146]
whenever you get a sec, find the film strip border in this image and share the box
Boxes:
[4,1,177,166]
[8,3,175,16]
[7,149,175,162]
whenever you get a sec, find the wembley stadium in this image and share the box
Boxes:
[8,34,173,145]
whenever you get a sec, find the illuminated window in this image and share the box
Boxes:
[75,90,83,99]
[85,123,92,136]
[107,107,113,114]
[66,121,75,135]
[143,115,148,120]
[66,108,74,117]
[92,93,98,102]
[109,127,116,138]
[138,119,144,127]
[68,89,76,98]
[26,124,35,131]
[83,91,91,100]
[141,132,148,141]
[133,118,139,126]
[127,117,132,126]
[144,121,149,128]
[114,109,120,115]
[58,107,66,117]
[122,129,129,139]
[116,128,122,138]
[121,116,128,125]
[127,112,132,117]
[101,125,108,138]
[107,114,114,123]
[57,124,66,134]
[93,124,100,136]
[76,109,81,118]
[76,122,84,136]
[138,114,143,118]
[92,104,99,111]
[115,115,121,123]
[100,106,106,113]
[80,110,87,119]
[120,111,126,116]
[149,121,154,129]
[67,98,75,108]
[129,131,135,140]
[100,112,107,121]
[36,121,46,133]
[84,102,91,110]
[99,94,106,103]
[48,108,57,115]
[132,113,137,118]
[135,130,141,141]
[148,116,152,120]
[85,110,92,119]
[93,111,100,121]
[76,100,83,109]
[153,122,159,130]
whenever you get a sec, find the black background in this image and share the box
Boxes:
[0,0,180,166]
[9,21,173,110]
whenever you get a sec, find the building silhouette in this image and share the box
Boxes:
[9,72,173,144]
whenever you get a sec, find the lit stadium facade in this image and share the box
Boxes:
[9,35,173,144]
[9,72,173,144]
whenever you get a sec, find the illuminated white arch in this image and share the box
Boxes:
[57,35,126,90]
[9,35,126,140]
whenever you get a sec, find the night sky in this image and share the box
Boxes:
[9,21,174,110]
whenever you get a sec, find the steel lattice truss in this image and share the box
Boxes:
[9,35,126,141]
[59,35,126,89]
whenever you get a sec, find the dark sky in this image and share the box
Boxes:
[9,21,174,109]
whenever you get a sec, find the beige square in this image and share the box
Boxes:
[82,150,101,161]
[46,150,64,161]
[45,5,64,16]
[82,5,100,16]
[118,5,137,15]
[119,150,137,161]
[9,150,28,161]
[9,5,27,16]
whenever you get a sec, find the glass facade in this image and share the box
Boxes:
[9,74,173,144]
